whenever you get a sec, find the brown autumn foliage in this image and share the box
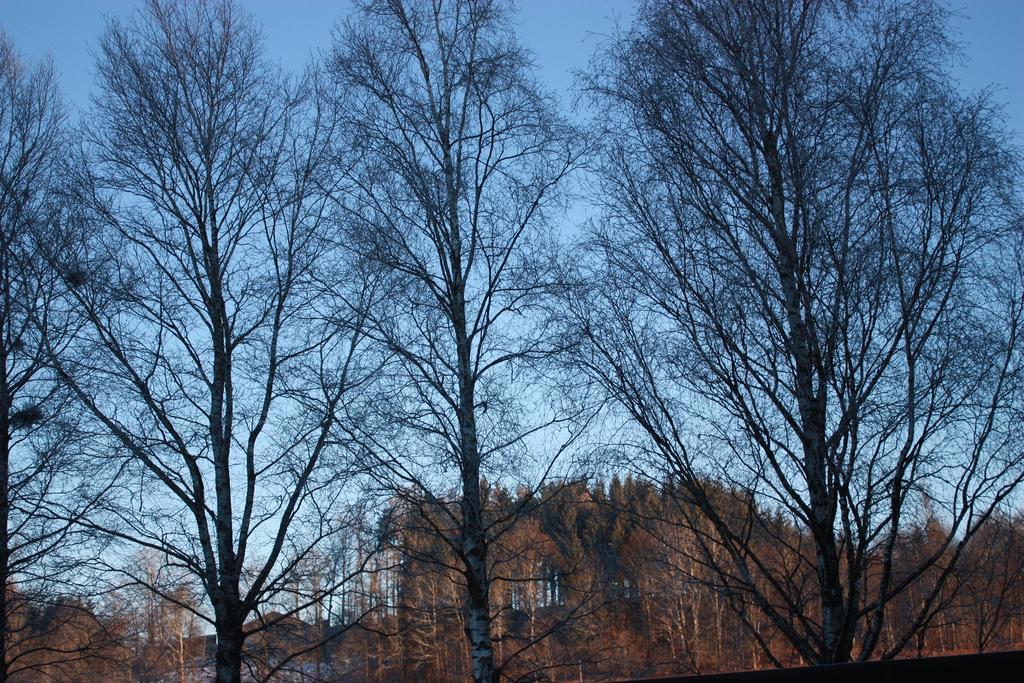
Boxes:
[11,477,1018,681]
[0,589,129,682]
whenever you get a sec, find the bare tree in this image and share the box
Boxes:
[328,1,585,680]
[575,0,1024,665]
[44,2,378,681]
[0,32,114,683]
[950,512,1024,653]
[115,550,203,682]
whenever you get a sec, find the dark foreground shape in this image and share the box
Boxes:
[623,650,1024,682]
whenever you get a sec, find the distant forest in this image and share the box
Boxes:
[10,477,1024,681]
[2,0,1024,682]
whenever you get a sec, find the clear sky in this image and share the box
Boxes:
[2,0,1021,137]
[0,0,634,116]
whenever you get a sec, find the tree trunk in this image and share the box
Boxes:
[459,421,496,683]
[214,616,244,683]
[463,529,496,683]
[453,236,497,683]
[0,387,10,683]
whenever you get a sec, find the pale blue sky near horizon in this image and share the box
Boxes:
[2,0,1022,138]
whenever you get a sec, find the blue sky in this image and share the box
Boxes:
[3,1,1021,138]
[0,0,632,116]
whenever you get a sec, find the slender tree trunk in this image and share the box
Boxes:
[0,331,15,683]
[764,133,852,664]
[453,249,497,683]
[178,623,186,683]
[0,394,9,683]
[463,526,496,683]
[459,409,496,683]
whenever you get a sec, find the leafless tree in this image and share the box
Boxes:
[43,2,379,681]
[575,0,1024,665]
[328,1,586,680]
[0,32,114,682]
